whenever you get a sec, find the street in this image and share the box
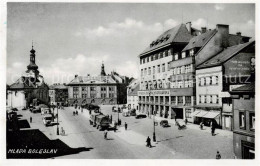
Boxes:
[13,105,234,159]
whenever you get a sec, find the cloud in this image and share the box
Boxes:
[229,20,255,39]
[191,18,207,29]
[214,4,225,11]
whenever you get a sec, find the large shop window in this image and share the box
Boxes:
[249,112,255,131]
[186,109,191,118]
[177,96,183,104]
[185,96,191,105]
[239,111,246,130]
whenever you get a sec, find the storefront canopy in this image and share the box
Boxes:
[190,110,201,117]
[203,112,220,119]
[194,110,208,117]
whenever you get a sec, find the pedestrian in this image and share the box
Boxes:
[73,111,75,116]
[125,122,127,130]
[104,130,108,139]
[30,116,32,123]
[200,122,204,130]
[211,120,215,136]
[216,151,221,159]
[185,118,188,125]
[114,124,117,132]
[146,136,152,148]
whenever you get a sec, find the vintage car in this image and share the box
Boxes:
[135,114,147,119]
[42,114,53,126]
[160,120,170,127]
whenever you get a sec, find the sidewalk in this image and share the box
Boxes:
[152,115,233,138]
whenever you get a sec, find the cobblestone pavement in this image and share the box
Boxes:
[16,105,234,159]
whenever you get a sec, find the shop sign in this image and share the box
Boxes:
[138,90,170,96]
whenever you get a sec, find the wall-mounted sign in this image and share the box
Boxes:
[138,90,170,96]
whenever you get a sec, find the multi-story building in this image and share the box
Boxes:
[7,45,49,109]
[230,82,255,159]
[138,23,198,119]
[170,24,251,123]
[67,63,130,105]
[49,83,68,106]
[127,79,139,111]
[195,40,255,129]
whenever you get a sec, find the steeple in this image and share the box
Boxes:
[101,61,106,76]
[26,42,39,76]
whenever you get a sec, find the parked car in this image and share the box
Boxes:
[32,106,41,113]
[160,120,170,127]
[41,108,50,115]
[135,114,147,119]
[130,109,136,116]
[42,114,53,126]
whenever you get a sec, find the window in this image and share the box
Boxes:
[153,66,155,74]
[147,56,149,62]
[200,77,205,86]
[168,49,172,56]
[186,109,191,118]
[249,113,255,131]
[148,67,151,75]
[185,65,189,73]
[177,96,183,104]
[90,87,96,91]
[173,68,176,75]
[141,69,143,76]
[209,77,212,85]
[144,68,147,75]
[167,62,170,71]
[184,81,189,88]
[216,95,219,104]
[206,77,210,85]
[171,96,176,104]
[185,96,191,105]
[181,66,185,73]
[151,55,154,61]
[210,95,213,103]
[143,58,145,64]
[188,80,193,87]
[177,67,181,74]
[162,64,165,72]
[182,52,186,58]
[216,76,219,85]
[157,65,160,73]
[174,53,178,60]
[204,95,207,103]
[155,54,158,60]
[199,95,201,103]
[165,50,168,57]
[239,111,246,129]
[190,49,194,56]
[109,87,114,91]
[140,59,142,64]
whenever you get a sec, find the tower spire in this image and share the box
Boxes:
[101,61,106,76]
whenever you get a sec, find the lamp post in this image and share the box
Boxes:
[117,101,120,125]
[56,105,59,135]
[149,91,156,142]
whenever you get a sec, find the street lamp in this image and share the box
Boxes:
[149,91,156,142]
[56,105,59,135]
[117,101,120,125]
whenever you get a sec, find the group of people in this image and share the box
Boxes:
[199,120,217,136]
[73,110,78,116]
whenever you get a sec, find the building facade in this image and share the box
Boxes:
[138,23,197,119]
[231,83,255,159]
[195,41,255,129]
[127,79,139,111]
[67,63,130,106]
[7,45,49,109]
[49,83,68,106]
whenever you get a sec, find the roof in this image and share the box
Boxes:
[68,75,117,85]
[228,34,251,47]
[197,41,255,69]
[9,76,38,89]
[128,84,140,96]
[182,30,217,51]
[231,82,255,92]
[140,24,193,56]
[49,84,68,90]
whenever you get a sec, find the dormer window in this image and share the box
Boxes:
[174,53,179,60]
[182,52,186,58]
[168,49,172,56]
[190,49,194,56]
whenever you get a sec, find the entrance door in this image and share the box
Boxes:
[242,140,255,159]
[175,108,183,119]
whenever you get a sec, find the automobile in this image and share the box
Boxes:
[32,106,41,113]
[135,114,147,119]
[160,120,170,127]
[42,114,53,126]
[130,109,136,116]
[41,108,51,115]
[112,106,117,112]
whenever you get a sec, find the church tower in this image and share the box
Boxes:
[26,43,39,77]
[100,61,106,76]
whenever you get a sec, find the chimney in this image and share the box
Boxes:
[201,27,207,33]
[216,24,229,48]
[186,22,191,33]
[75,74,78,78]
[236,32,241,36]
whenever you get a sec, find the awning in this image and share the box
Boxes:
[190,110,201,117]
[203,112,220,119]
[194,110,208,117]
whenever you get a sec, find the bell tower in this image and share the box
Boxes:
[26,42,39,77]
[101,61,106,76]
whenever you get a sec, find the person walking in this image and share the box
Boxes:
[185,118,188,125]
[200,122,204,130]
[104,130,108,139]
[146,136,152,148]
[125,122,128,130]
[211,120,216,136]
[216,151,221,159]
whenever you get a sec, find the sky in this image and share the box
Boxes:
[6,3,255,85]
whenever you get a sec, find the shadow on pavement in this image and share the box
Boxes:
[7,129,93,159]
[18,119,31,129]
[157,136,184,142]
